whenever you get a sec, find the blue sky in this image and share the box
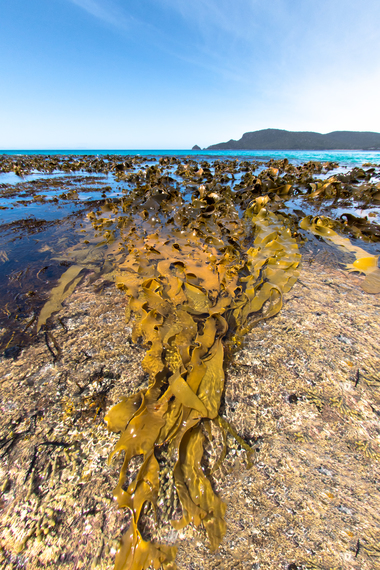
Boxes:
[1,0,379,148]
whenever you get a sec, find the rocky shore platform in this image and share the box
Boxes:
[1,250,379,570]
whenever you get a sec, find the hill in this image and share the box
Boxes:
[207,128,380,150]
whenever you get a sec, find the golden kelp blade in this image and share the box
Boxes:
[300,216,380,294]
[175,425,226,550]
[346,257,380,294]
[115,519,177,570]
[37,234,127,331]
[230,200,301,339]
[105,394,142,433]
[37,265,84,331]
[100,187,300,570]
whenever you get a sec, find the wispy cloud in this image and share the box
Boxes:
[68,0,134,30]
[66,0,262,84]
[160,0,290,47]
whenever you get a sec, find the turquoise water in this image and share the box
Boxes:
[1,149,380,166]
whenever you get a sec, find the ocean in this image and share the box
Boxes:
[1,148,380,166]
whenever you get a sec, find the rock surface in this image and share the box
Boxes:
[1,248,380,569]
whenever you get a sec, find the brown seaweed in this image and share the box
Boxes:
[95,188,301,569]
[2,155,380,568]
[300,216,380,294]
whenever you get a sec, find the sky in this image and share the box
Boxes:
[0,0,380,149]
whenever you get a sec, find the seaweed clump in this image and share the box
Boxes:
[92,184,301,569]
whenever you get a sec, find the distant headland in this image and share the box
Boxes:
[202,128,380,150]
